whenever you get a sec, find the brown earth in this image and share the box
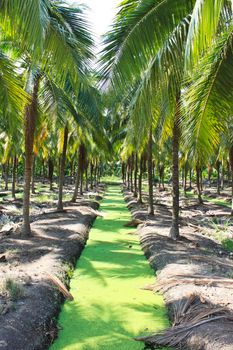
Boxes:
[0,186,104,350]
[124,185,233,350]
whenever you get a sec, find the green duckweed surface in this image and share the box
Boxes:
[50,185,169,350]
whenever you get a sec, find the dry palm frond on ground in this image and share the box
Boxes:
[135,294,233,348]
[142,274,233,293]
[47,273,74,301]
[123,219,144,227]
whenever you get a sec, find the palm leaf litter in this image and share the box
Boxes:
[135,293,233,348]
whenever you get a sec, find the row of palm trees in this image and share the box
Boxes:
[2,0,233,242]
[0,1,107,236]
[100,0,233,240]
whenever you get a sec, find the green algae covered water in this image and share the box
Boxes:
[50,185,169,350]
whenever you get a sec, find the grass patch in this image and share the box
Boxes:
[183,190,231,208]
[222,238,233,251]
[0,278,24,301]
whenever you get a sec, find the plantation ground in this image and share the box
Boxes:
[0,180,233,349]
[125,185,233,349]
[0,182,103,350]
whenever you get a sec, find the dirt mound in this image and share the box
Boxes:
[0,200,99,350]
[124,188,233,350]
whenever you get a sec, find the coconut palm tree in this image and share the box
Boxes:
[1,1,94,236]
[101,0,195,239]
[181,2,233,211]
[101,0,233,239]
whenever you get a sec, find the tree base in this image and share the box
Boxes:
[55,209,67,213]
[148,207,154,216]
[21,225,32,237]
[169,225,179,240]
[198,195,204,205]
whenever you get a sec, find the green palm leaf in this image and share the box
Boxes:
[0,51,28,114]
[182,28,233,160]
[185,0,225,69]
[101,0,194,87]
[1,1,94,84]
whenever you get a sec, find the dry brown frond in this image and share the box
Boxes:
[47,273,74,301]
[135,294,233,348]
[124,219,144,227]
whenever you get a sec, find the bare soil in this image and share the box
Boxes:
[0,185,104,350]
[124,185,233,350]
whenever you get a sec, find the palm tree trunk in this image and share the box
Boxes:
[2,163,5,189]
[12,156,17,199]
[3,162,9,190]
[122,162,126,184]
[189,168,192,188]
[16,158,19,185]
[133,154,138,197]
[98,164,102,184]
[152,161,155,186]
[184,164,187,195]
[71,167,80,202]
[57,124,69,211]
[196,165,203,204]
[94,162,97,188]
[216,160,220,195]
[42,159,47,184]
[208,164,212,187]
[72,143,86,200]
[148,127,154,215]
[85,165,88,191]
[181,168,184,189]
[127,160,130,190]
[22,73,40,236]
[138,156,143,204]
[227,161,231,185]
[48,158,54,191]
[31,155,36,194]
[159,165,165,190]
[229,147,233,215]
[80,172,83,195]
[90,162,94,190]
[130,154,134,192]
[200,168,203,191]
[169,109,180,240]
[70,161,74,184]
[162,165,165,190]
[221,159,224,190]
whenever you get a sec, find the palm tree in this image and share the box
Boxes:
[1,1,94,236]
[182,2,233,211]
[57,124,69,211]
[23,70,41,234]
[101,0,195,239]
[147,127,154,215]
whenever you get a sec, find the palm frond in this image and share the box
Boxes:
[182,28,233,161]
[0,51,28,115]
[185,0,230,69]
[1,1,94,85]
[43,3,94,85]
[0,0,49,54]
[100,0,194,87]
